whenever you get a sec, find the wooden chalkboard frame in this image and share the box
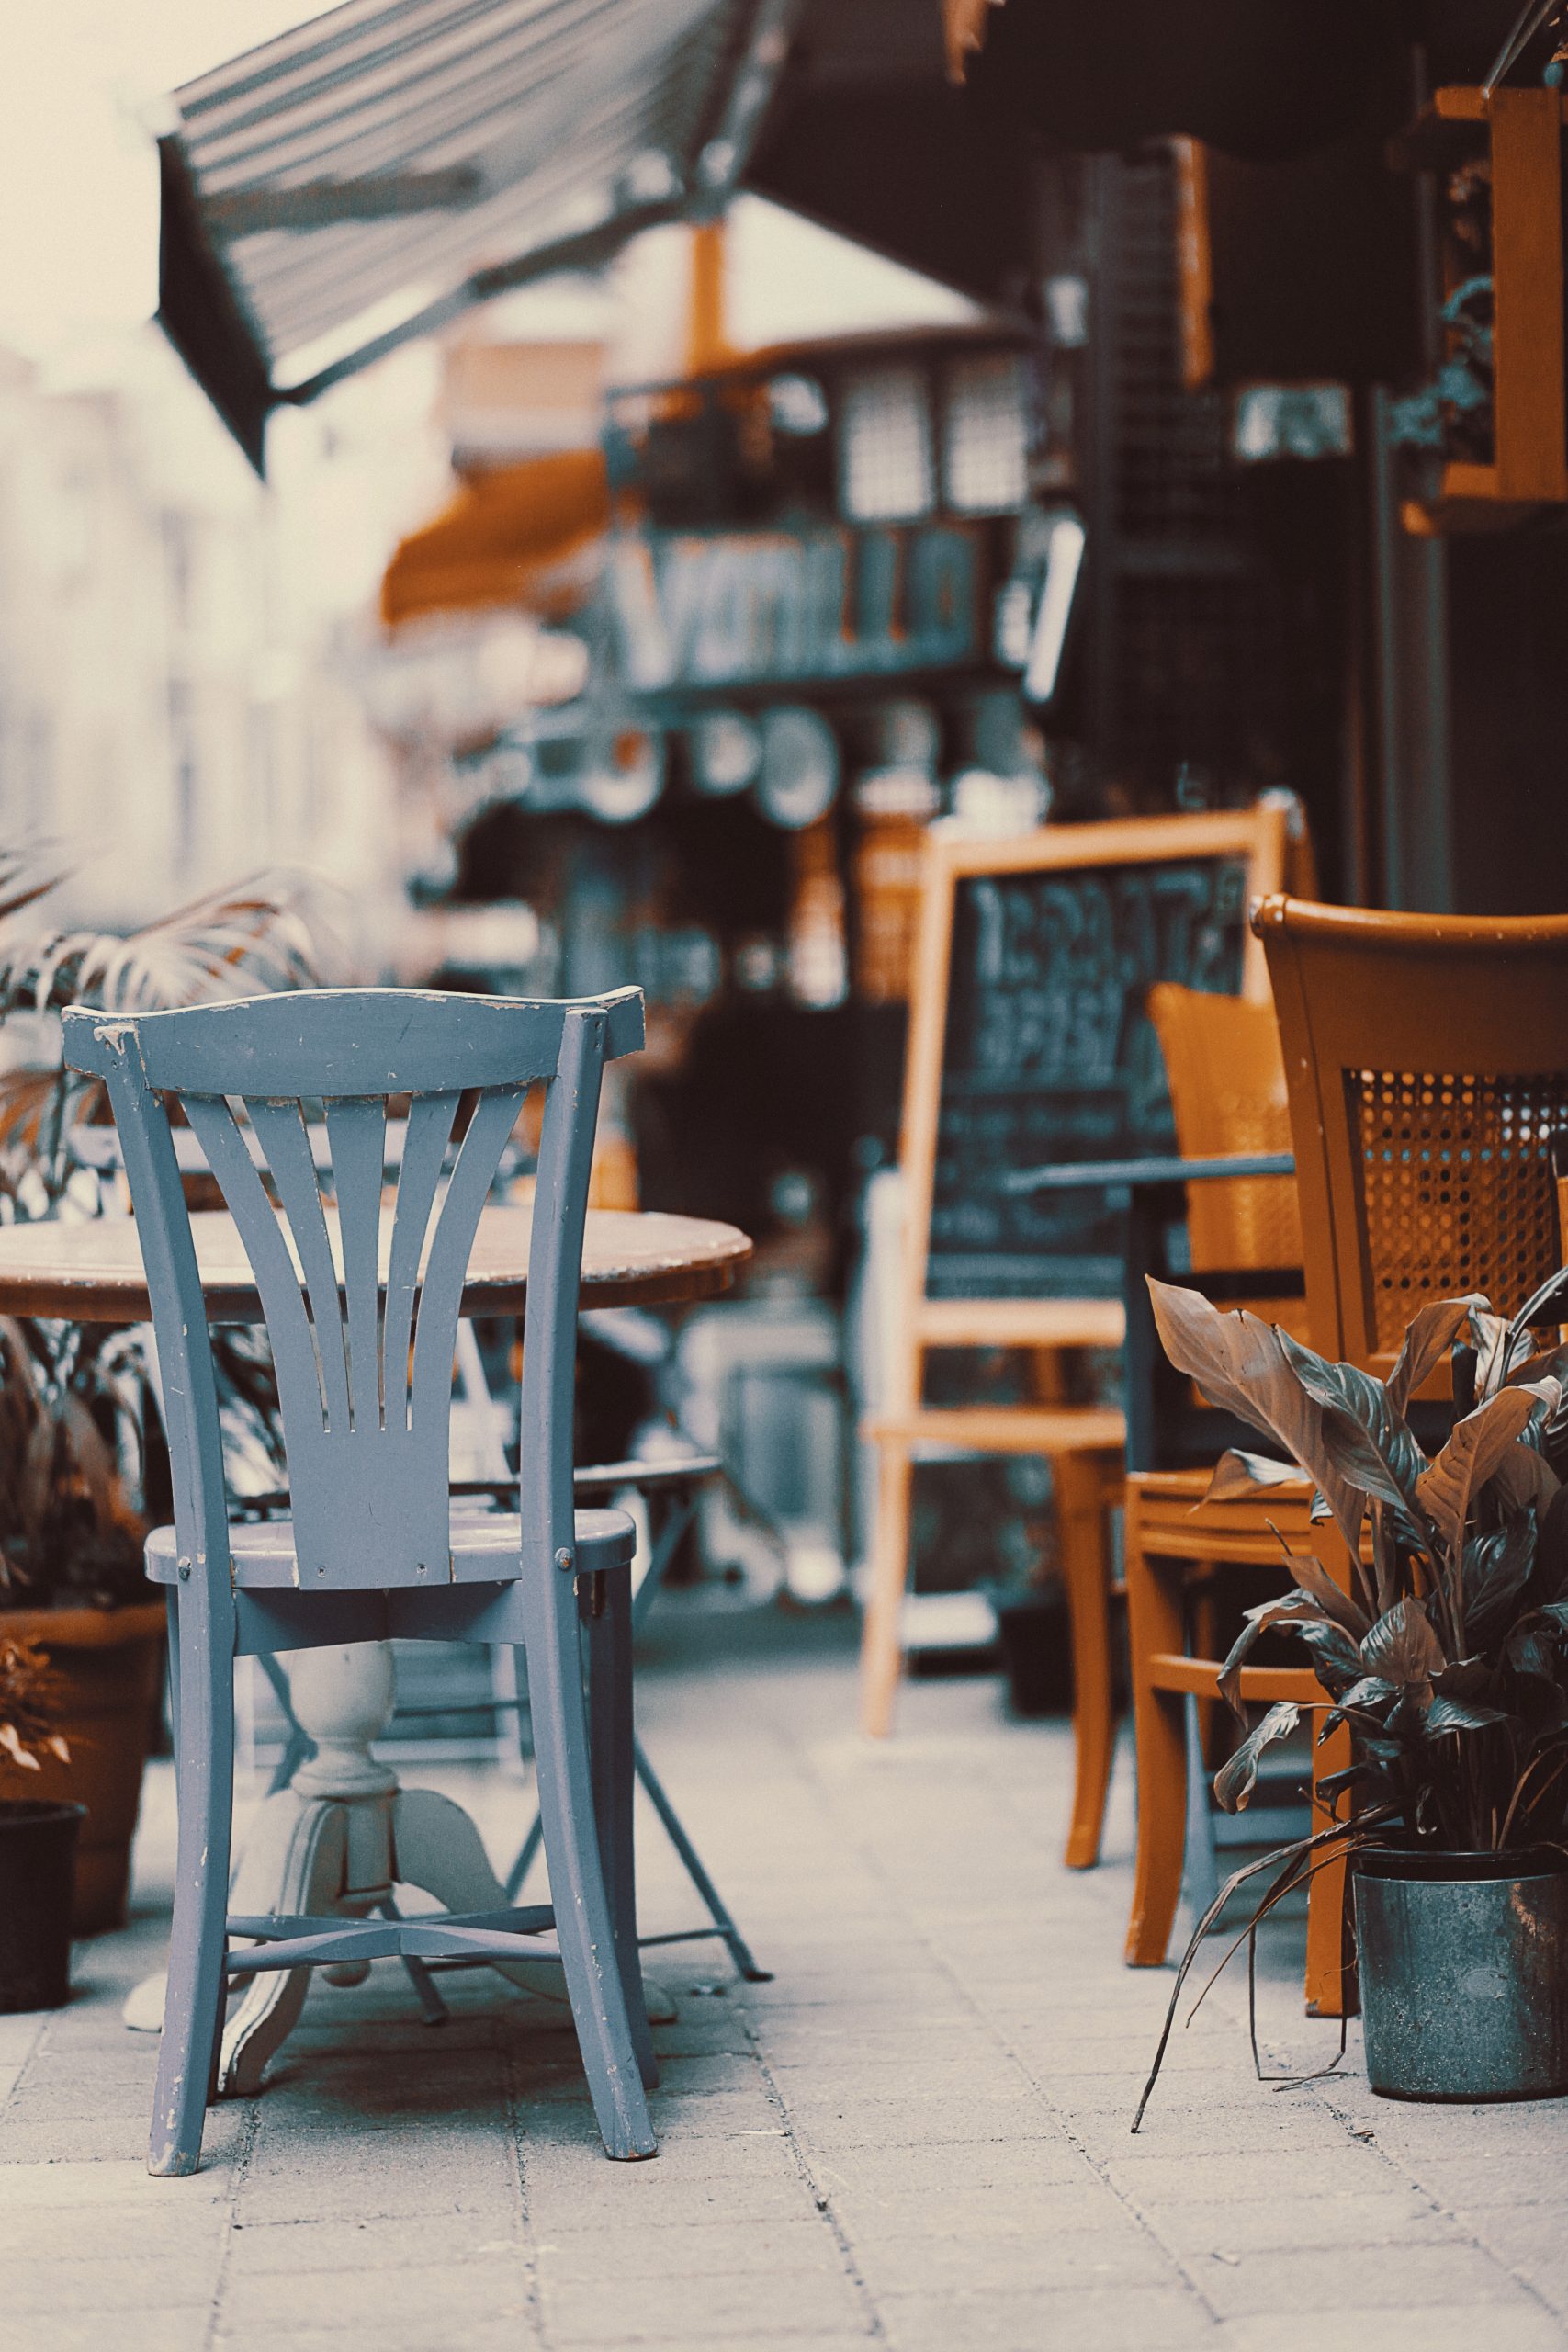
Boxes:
[861,806,1290,1743]
[901,808,1288,1350]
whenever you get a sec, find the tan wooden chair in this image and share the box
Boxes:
[1257,897,1568,1379]
[1123,982,1359,2012]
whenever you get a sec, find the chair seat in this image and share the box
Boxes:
[146,1506,637,1589]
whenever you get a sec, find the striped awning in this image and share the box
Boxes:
[160,0,795,469]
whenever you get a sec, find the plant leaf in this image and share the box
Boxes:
[1321,1673,1399,1735]
[1201,1450,1311,1505]
[1213,1702,1302,1814]
[1425,1694,1507,1735]
[1388,1296,1487,1415]
[1463,1516,1538,1646]
[1216,1592,1341,1714]
[1147,1280,1366,1561]
[1418,1387,1545,1559]
[1277,1335,1428,1521]
[1360,1596,1445,1691]
[0,1723,40,1770]
[1492,1443,1562,1517]
[1290,1616,1370,1697]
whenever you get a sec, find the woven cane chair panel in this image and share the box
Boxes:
[1350,1069,1568,1351]
[1191,1083,1303,1273]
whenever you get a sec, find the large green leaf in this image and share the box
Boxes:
[1321,1672,1399,1736]
[1213,1702,1302,1814]
[1462,1516,1538,1646]
[1201,1449,1311,1505]
[1471,1310,1522,1401]
[1424,1694,1507,1735]
[1492,1443,1562,1518]
[1215,1592,1342,1713]
[1277,1335,1428,1522]
[1387,1296,1487,1416]
[1360,1595,1445,1691]
[1417,1387,1544,1559]
[1147,1281,1366,1561]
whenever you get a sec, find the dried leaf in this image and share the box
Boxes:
[1201,1450,1310,1505]
[1470,1310,1524,1402]
[1216,1593,1340,1714]
[1388,1296,1487,1415]
[0,1723,39,1770]
[1417,1387,1544,1559]
[1213,1702,1302,1814]
[1147,1281,1366,1561]
[1360,1596,1445,1691]
[1277,1336,1427,1521]
[1425,1695,1506,1735]
[1463,1517,1537,1645]
[1492,1444,1562,1517]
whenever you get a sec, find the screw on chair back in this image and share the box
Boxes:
[62,987,645,1595]
[1252,897,1568,1376]
[1146,982,1303,1280]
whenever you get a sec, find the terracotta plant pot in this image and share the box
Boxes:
[0,1604,165,1933]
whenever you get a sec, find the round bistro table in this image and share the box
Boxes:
[0,1204,750,2086]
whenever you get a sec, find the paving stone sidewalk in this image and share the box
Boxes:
[3,1602,1568,2352]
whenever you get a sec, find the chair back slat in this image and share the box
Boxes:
[321,1095,388,1433]
[408,1085,527,1433]
[181,1092,329,1440]
[62,987,644,1596]
[245,1097,354,1436]
[383,1091,461,1432]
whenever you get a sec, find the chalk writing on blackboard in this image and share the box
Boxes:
[928,857,1250,1298]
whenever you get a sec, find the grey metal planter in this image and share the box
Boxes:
[1355,1848,1568,2103]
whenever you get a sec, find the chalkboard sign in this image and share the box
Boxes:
[928,853,1253,1297]
[894,808,1289,1341]
[859,806,1292,1740]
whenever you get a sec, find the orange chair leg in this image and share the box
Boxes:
[861,1441,914,1737]
[1124,1493,1190,1966]
[1055,1450,1117,1869]
[1304,1712,1354,2018]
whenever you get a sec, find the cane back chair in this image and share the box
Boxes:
[1128,902,1568,2008]
[64,986,656,2177]
[1124,982,1359,2012]
[1255,896,1568,1374]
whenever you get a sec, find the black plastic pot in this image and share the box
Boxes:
[1355,1847,1568,2103]
[991,1591,1073,1716]
[0,1801,85,2012]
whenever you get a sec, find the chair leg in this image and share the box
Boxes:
[517,1577,657,2161]
[150,1586,235,2177]
[1055,1450,1117,1869]
[634,1736,772,1983]
[861,1440,913,1736]
[1305,1710,1353,2018]
[1123,1493,1189,1969]
[503,1646,546,1902]
[583,1566,659,2093]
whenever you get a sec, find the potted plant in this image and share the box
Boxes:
[1135,1274,1568,2119]
[0,850,322,1930]
[0,1630,83,2009]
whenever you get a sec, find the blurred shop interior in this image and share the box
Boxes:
[7,0,1568,1718]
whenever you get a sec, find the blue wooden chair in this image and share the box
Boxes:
[64,986,658,2177]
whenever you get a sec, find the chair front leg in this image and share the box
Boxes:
[583,1564,658,2091]
[151,1582,237,2177]
[518,1566,657,2160]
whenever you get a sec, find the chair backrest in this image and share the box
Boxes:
[63,986,643,1595]
[1253,896,1568,1374]
[1146,982,1303,1277]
